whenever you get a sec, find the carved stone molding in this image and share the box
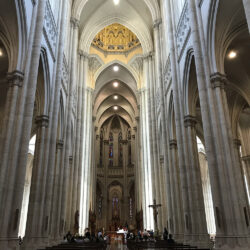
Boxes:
[169,139,177,149]
[242,155,250,163]
[69,156,73,164]
[133,126,137,131]
[35,115,49,128]
[132,135,135,140]
[164,56,171,87]
[43,0,57,61]
[233,139,241,147]
[7,70,24,88]
[121,140,128,145]
[96,135,99,140]
[92,116,96,122]
[176,2,190,59]
[143,51,154,60]
[160,155,164,164]
[184,115,197,128]
[153,18,162,30]
[104,140,109,145]
[210,72,227,89]
[70,17,80,29]
[135,116,140,122]
[78,49,89,59]
[56,139,64,150]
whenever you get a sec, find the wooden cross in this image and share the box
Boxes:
[149,199,161,231]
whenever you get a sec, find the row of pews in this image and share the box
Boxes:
[37,242,107,250]
[127,240,211,250]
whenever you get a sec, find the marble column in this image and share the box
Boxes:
[23,115,49,249]
[243,0,250,33]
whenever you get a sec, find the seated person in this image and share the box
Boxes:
[163,227,168,240]
[65,231,72,243]
[85,228,91,239]
[143,229,148,240]
[167,234,175,244]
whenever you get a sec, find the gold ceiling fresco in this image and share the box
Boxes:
[92,23,141,53]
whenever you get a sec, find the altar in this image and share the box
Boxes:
[107,229,127,245]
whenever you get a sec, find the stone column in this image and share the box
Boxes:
[50,139,64,241]
[0,71,24,232]
[209,73,250,248]
[60,16,79,236]
[72,51,85,231]
[122,139,128,223]
[153,19,171,231]
[66,156,74,231]
[243,0,250,33]
[146,54,158,202]
[184,115,209,245]
[23,115,49,248]
[0,71,24,192]
[41,1,67,244]
[242,155,250,195]
[0,3,46,248]
[169,139,184,241]
[233,139,249,199]
[166,0,192,243]
[103,139,109,229]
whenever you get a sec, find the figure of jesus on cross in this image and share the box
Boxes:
[149,199,161,233]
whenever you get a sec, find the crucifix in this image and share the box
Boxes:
[149,199,162,232]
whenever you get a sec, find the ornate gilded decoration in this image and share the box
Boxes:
[92,23,141,53]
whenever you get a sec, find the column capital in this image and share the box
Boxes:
[153,19,162,30]
[69,156,73,164]
[133,126,137,131]
[143,51,154,60]
[210,72,227,89]
[184,115,197,128]
[121,140,128,145]
[70,17,80,29]
[78,49,89,59]
[92,116,96,122]
[160,155,164,164]
[233,138,241,147]
[132,135,135,140]
[7,70,24,87]
[135,116,140,122]
[56,139,64,150]
[35,115,49,128]
[242,155,250,163]
[96,135,99,140]
[104,140,109,145]
[169,139,177,149]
